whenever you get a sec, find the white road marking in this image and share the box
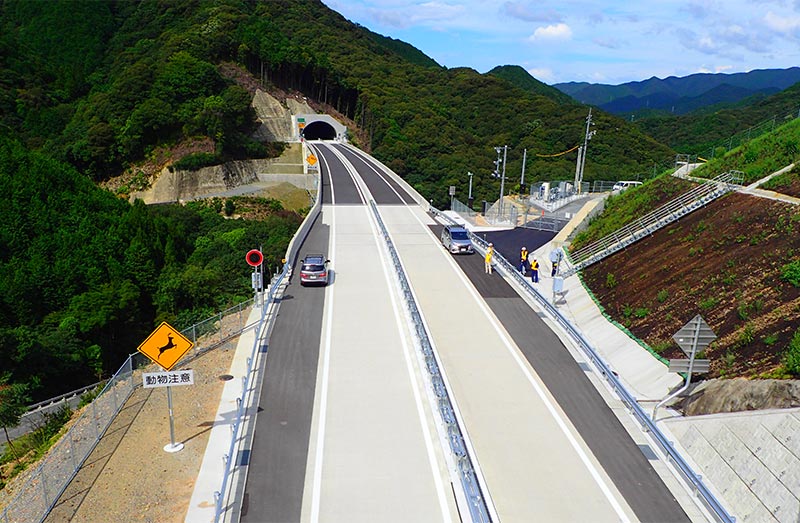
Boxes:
[309,144,451,521]
[404,205,632,522]
[309,148,336,522]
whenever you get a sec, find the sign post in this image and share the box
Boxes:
[142,370,195,452]
[137,322,195,452]
[653,315,716,421]
[246,249,264,305]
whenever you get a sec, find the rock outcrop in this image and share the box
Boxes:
[682,378,800,416]
[252,89,293,142]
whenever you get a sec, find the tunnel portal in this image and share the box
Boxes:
[302,121,337,140]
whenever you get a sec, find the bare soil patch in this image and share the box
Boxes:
[582,191,800,379]
[39,344,236,523]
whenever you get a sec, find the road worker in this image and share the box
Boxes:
[485,243,494,274]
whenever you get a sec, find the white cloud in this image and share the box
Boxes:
[358,1,467,29]
[322,0,800,83]
[718,24,771,53]
[526,67,554,82]
[529,23,572,41]
[764,10,800,34]
[696,64,735,74]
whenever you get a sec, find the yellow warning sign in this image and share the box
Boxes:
[307,154,317,166]
[137,322,194,371]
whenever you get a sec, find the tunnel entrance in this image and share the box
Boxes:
[302,121,337,140]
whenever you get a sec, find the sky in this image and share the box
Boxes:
[321,0,800,85]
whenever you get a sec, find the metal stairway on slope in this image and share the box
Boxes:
[562,170,743,277]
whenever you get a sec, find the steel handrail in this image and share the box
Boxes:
[565,172,740,276]
[212,266,288,522]
[213,141,324,523]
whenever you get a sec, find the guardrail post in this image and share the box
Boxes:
[91,400,100,440]
[40,468,49,508]
[70,431,78,471]
[111,376,119,413]
[128,356,135,394]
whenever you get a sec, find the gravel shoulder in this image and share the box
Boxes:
[41,343,236,523]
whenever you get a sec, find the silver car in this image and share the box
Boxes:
[441,225,473,254]
[300,254,330,286]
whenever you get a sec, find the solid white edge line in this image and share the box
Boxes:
[327,144,453,519]
[319,142,368,204]
[382,207,500,522]
[309,146,336,522]
[332,143,413,205]
[407,206,632,523]
[311,145,451,521]
[371,209,454,522]
[319,141,630,520]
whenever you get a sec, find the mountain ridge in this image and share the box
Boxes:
[554,67,800,115]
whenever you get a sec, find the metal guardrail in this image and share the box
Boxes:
[212,141,324,523]
[564,171,743,276]
[370,200,494,522]
[521,215,570,232]
[437,214,735,522]
[23,383,104,414]
[212,268,288,523]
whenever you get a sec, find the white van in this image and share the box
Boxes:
[612,180,642,192]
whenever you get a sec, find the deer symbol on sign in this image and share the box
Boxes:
[158,334,177,359]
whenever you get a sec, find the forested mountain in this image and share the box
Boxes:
[488,65,574,105]
[632,81,800,154]
[0,0,305,400]
[2,0,674,208]
[253,2,674,204]
[0,135,302,400]
[601,83,778,116]
[554,67,800,116]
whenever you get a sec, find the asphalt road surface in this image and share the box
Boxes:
[240,141,690,522]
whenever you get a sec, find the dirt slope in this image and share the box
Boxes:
[582,190,800,379]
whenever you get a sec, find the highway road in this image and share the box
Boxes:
[241,142,458,523]
[240,141,692,522]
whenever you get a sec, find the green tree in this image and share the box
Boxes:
[0,374,30,458]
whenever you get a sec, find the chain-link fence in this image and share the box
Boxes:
[698,109,800,161]
[482,199,518,226]
[450,198,480,227]
[0,299,256,523]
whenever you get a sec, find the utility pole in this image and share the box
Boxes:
[494,145,507,218]
[467,171,474,210]
[575,109,595,194]
[520,148,527,197]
